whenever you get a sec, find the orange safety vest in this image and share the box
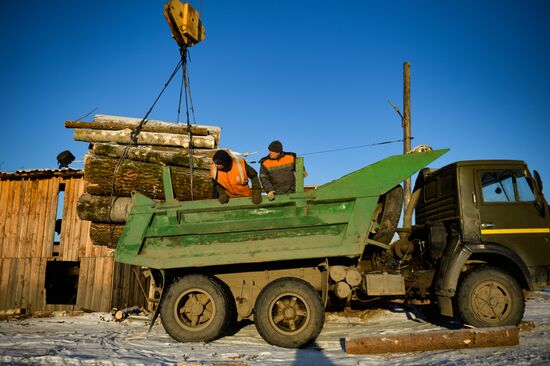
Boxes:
[210,157,252,197]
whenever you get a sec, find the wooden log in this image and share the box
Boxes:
[345,326,519,354]
[92,114,221,143]
[77,193,133,223]
[65,120,211,136]
[89,223,124,248]
[113,305,141,321]
[97,145,219,156]
[84,155,212,200]
[74,129,216,149]
[190,149,218,158]
[92,143,213,170]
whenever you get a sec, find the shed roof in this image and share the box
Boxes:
[0,168,84,181]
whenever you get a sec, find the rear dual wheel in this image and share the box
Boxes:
[254,278,324,348]
[160,274,233,342]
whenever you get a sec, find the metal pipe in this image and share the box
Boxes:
[403,187,422,230]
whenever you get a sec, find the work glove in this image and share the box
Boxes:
[252,188,262,204]
[267,191,276,201]
[218,190,229,204]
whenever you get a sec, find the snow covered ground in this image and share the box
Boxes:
[1,291,549,366]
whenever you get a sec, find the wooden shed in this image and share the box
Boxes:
[0,169,146,314]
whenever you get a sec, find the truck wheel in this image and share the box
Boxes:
[456,266,524,327]
[373,185,403,244]
[160,274,231,342]
[254,278,324,348]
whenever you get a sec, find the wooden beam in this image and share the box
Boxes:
[403,61,412,212]
[345,326,519,354]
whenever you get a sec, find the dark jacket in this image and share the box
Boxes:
[259,152,297,194]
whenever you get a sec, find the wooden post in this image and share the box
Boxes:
[403,62,412,215]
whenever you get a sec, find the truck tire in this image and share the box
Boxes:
[456,266,524,327]
[373,185,403,244]
[254,277,324,348]
[160,274,231,342]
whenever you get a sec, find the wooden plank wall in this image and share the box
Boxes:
[0,174,145,313]
[0,177,59,312]
[111,262,148,310]
[0,257,47,312]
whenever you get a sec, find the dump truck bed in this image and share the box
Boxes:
[115,149,448,269]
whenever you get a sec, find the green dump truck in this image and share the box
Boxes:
[115,149,550,348]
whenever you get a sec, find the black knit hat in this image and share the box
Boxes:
[268,140,283,153]
[213,150,233,170]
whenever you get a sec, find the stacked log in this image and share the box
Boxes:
[67,114,221,247]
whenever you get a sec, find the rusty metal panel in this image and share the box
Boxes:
[365,273,405,295]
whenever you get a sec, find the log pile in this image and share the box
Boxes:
[67,114,221,247]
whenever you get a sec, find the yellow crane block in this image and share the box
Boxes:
[164,0,205,48]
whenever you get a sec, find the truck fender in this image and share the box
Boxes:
[434,233,471,299]
[434,238,532,317]
[433,233,470,317]
[464,242,532,291]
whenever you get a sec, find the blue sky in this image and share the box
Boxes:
[1,0,549,188]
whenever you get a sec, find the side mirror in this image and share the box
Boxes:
[534,170,544,194]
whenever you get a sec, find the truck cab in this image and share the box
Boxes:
[414,160,550,326]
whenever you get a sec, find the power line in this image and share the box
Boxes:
[300,138,413,156]
[248,138,412,164]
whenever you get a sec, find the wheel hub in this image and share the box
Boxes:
[189,299,205,316]
[175,290,214,330]
[472,280,511,322]
[283,305,296,320]
[270,295,309,334]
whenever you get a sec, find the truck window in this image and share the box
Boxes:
[480,170,535,203]
[516,174,536,202]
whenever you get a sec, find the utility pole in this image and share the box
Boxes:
[403,62,412,210]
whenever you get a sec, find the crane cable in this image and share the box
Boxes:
[107,58,184,246]
[177,46,196,200]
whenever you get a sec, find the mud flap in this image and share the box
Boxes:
[148,269,166,332]
[320,259,329,307]
[433,232,471,317]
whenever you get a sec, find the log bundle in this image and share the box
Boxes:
[66,114,221,247]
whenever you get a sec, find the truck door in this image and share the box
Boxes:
[476,167,550,273]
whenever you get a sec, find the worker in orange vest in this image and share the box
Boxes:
[259,140,304,201]
[211,150,262,204]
